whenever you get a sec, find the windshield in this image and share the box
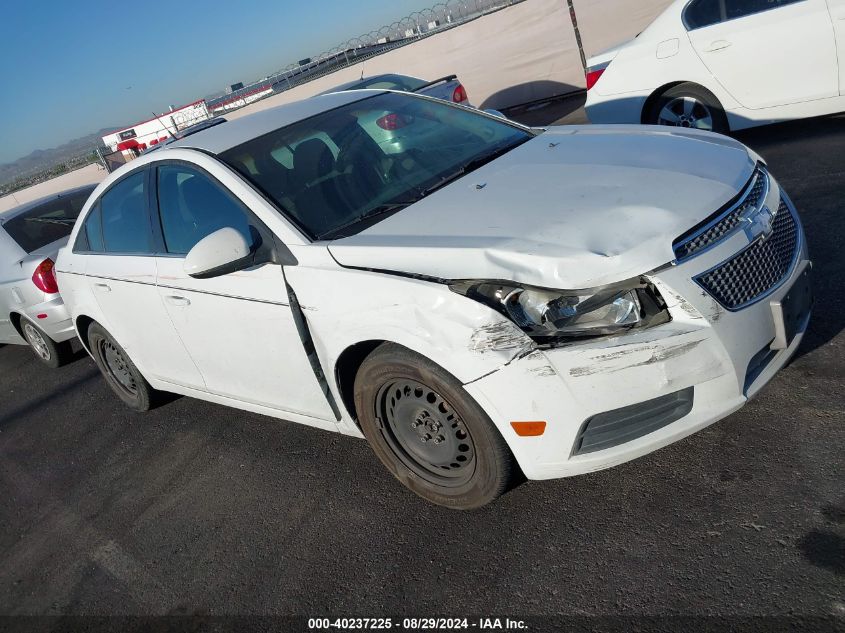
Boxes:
[220,92,532,239]
[2,188,93,253]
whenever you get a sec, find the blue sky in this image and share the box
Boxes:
[0,0,431,164]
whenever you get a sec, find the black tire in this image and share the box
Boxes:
[20,318,72,369]
[648,83,729,134]
[87,322,156,411]
[354,343,518,509]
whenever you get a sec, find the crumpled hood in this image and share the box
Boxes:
[328,125,756,289]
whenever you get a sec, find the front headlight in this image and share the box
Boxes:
[450,278,669,341]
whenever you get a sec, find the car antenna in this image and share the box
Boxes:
[360,62,365,80]
[152,112,177,139]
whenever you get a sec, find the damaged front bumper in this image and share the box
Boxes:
[464,239,811,481]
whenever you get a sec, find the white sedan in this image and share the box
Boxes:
[56,90,811,508]
[585,0,845,133]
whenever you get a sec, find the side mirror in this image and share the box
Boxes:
[483,109,507,119]
[184,227,253,279]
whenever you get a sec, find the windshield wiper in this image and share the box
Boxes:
[319,139,527,240]
[25,217,75,226]
[419,140,523,198]
[319,200,417,240]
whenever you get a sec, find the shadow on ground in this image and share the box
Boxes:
[480,80,581,112]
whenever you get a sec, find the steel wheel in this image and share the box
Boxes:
[658,96,714,131]
[355,343,518,508]
[23,322,51,361]
[87,322,156,411]
[376,378,476,487]
[99,338,138,396]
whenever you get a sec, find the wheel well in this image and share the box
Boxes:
[641,81,728,130]
[9,312,23,338]
[641,81,687,124]
[334,340,385,424]
[75,315,95,353]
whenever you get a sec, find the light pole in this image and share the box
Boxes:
[566,0,587,72]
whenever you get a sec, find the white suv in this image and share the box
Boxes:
[56,91,811,508]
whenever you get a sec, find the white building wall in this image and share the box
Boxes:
[101,101,210,152]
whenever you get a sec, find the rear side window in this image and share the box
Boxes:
[363,75,426,91]
[156,164,254,255]
[74,204,105,252]
[685,0,724,29]
[2,189,92,253]
[685,0,803,29]
[100,171,154,254]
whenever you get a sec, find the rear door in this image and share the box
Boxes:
[151,160,335,422]
[685,0,838,109]
[80,168,204,388]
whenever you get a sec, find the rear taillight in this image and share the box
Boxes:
[32,258,59,294]
[452,84,468,103]
[586,67,606,91]
[376,113,413,130]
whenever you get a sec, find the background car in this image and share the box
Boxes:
[584,0,844,133]
[321,72,470,105]
[0,184,96,366]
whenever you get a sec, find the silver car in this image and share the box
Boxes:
[321,73,470,105]
[0,184,96,366]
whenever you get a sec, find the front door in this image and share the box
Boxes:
[686,0,838,109]
[151,161,335,423]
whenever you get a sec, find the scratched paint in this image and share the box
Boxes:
[528,364,557,377]
[469,321,534,355]
[569,339,704,377]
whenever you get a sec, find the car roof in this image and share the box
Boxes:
[168,90,384,155]
[0,183,98,221]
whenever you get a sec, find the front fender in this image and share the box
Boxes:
[284,265,535,387]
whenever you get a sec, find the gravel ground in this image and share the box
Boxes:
[0,106,842,631]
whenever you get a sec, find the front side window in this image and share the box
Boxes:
[685,0,803,29]
[156,164,254,255]
[99,171,154,254]
[3,188,93,253]
[220,92,532,240]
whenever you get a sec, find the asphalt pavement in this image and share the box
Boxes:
[0,105,843,630]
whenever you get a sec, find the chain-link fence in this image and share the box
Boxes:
[207,0,526,114]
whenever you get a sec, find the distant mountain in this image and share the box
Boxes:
[0,127,122,187]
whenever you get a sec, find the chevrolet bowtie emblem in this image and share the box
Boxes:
[741,205,774,243]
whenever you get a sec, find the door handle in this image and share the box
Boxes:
[165,295,191,307]
[94,283,111,292]
[704,40,732,52]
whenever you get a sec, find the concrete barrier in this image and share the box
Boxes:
[0,164,106,214]
[576,0,675,58]
[228,0,675,119]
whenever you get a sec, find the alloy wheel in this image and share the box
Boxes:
[658,96,714,131]
[23,322,51,361]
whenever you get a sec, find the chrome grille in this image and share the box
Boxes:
[694,199,798,310]
[673,167,768,261]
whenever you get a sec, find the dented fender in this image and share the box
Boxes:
[283,253,536,396]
